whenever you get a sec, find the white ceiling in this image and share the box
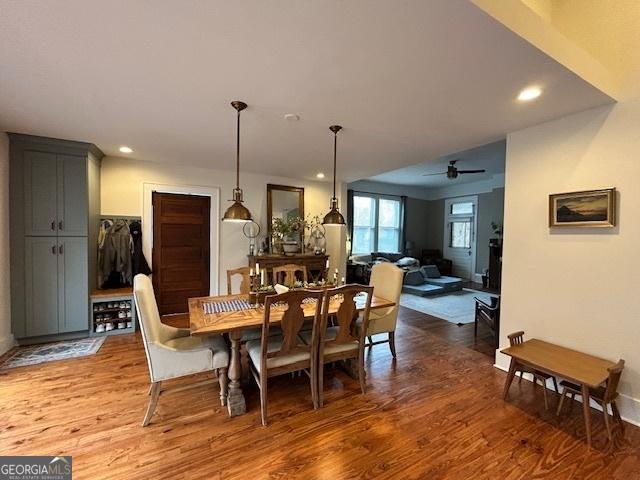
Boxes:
[368,140,505,187]
[0,1,613,183]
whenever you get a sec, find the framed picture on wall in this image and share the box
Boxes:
[548,188,616,227]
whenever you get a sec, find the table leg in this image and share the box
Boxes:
[581,384,592,448]
[226,330,246,417]
[503,358,518,400]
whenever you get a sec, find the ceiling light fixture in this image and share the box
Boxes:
[322,125,346,226]
[222,101,252,222]
[119,146,133,153]
[517,86,542,101]
[316,172,325,179]
[284,113,300,121]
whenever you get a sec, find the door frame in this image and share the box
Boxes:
[443,195,478,280]
[142,183,220,296]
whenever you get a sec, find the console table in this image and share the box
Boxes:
[248,253,329,283]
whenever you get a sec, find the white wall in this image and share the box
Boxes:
[100,157,347,294]
[497,98,640,424]
[0,133,15,355]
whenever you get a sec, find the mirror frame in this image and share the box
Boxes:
[267,183,305,238]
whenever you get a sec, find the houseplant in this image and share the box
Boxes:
[272,216,308,254]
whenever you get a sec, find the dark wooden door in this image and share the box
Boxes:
[152,192,210,315]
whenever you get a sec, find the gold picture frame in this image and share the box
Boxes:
[549,188,616,227]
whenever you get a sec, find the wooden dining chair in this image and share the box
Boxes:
[300,284,373,407]
[507,331,559,410]
[557,359,625,441]
[272,264,307,286]
[246,289,324,425]
[227,267,252,295]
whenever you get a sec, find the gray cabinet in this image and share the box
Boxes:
[10,134,103,341]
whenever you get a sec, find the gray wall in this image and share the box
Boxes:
[475,187,504,274]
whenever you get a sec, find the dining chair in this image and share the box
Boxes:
[133,274,230,426]
[246,289,324,426]
[474,296,500,348]
[557,359,625,441]
[361,263,403,358]
[227,266,252,295]
[301,284,373,407]
[272,264,308,286]
[507,331,559,410]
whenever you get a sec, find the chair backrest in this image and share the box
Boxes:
[369,262,403,320]
[133,274,180,380]
[227,267,252,295]
[261,289,324,371]
[272,264,308,286]
[507,331,525,346]
[604,359,625,402]
[320,284,374,347]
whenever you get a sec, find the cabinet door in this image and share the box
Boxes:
[24,151,58,236]
[58,238,88,333]
[57,155,88,236]
[25,237,59,336]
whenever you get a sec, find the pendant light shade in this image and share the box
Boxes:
[222,101,253,222]
[323,125,346,225]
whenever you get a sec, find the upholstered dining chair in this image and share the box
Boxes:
[362,263,403,358]
[227,266,252,295]
[133,274,230,426]
[557,359,625,441]
[507,331,559,410]
[272,264,308,286]
[246,289,324,425]
[301,284,374,407]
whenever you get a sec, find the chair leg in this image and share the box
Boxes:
[358,350,367,395]
[310,357,318,410]
[142,382,161,427]
[518,370,523,383]
[389,331,397,358]
[218,367,228,406]
[474,317,478,337]
[612,401,624,432]
[260,375,268,426]
[556,387,567,416]
[367,335,373,347]
[552,377,559,393]
[603,402,612,441]
[568,392,575,414]
[318,360,325,408]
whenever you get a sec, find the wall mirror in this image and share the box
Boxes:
[267,184,305,244]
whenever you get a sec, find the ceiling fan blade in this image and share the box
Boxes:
[422,172,448,176]
[457,169,486,174]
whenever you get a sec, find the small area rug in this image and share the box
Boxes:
[400,288,495,325]
[1,337,106,369]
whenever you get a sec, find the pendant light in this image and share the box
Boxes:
[222,100,253,222]
[323,125,346,225]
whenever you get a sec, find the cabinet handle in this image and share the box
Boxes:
[52,245,56,255]
[58,221,64,231]
[51,221,56,231]
[59,244,64,255]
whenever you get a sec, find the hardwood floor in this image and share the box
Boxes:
[1,307,638,479]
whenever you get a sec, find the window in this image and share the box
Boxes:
[450,201,474,215]
[351,193,403,254]
[449,220,472,248]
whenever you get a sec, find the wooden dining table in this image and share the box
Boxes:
[188,292,396,417]
[501,338,617,447]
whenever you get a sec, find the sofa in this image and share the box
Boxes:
[421,249,453,276]
[402,265,463,297]
[347,252,420,284]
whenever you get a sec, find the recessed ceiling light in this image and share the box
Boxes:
[284,113,300,121]
[119,146,133,154]
[517,86,542,102]
[316,172,325,179]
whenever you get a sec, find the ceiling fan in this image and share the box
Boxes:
[422,159,485,179]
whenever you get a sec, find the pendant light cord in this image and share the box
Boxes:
[332,132,337,198]
[236,108,241,190]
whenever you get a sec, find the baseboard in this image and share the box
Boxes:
[493,362,640,427]
[0,334,16,356]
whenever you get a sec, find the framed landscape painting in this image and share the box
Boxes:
[549,188,616,227]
